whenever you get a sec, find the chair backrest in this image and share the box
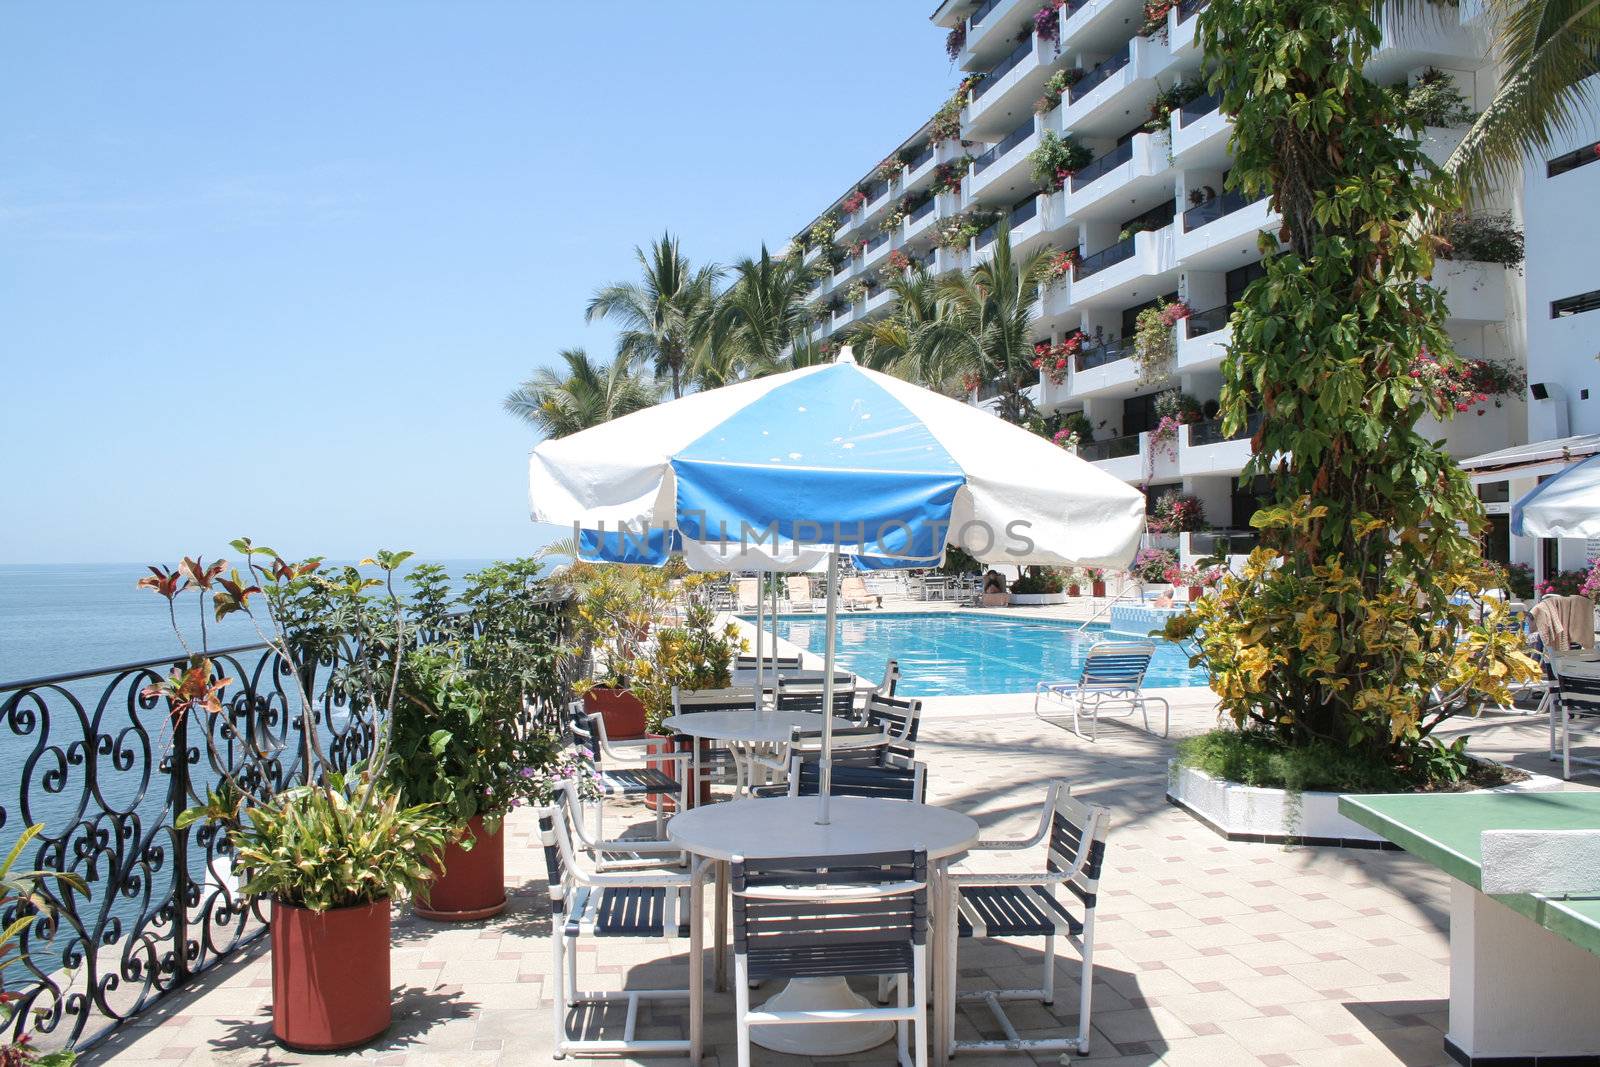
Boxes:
[736,653,803,671]
[536,787,581,912]
[1554,667,1600,716]
[672,686,758,715]
[864,693,920,760]
[786,723,888,754]
[786,576,813,602]
[567,700,602,767]
[1047,792,1110,912]
[775,677,859,716]
[732,849,928,966]
[1081,640,1155,690]
[736,578,759,610]
[878,659,900,698]
[787,756,927,802]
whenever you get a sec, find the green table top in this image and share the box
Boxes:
[1339,791,1600,956]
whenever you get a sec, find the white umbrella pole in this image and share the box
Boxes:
[754,569,764,710]
[817,548,840,826]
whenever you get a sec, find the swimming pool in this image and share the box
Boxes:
[754,611,1208,696]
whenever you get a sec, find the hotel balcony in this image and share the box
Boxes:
[1180,412,1260,476]
[1060,35,1176,138]
[967,33,1059,138]
[968,118,1040,201]
[903,193,940,245]
[1366,13,1493,82]
[802,242,823,268]
[959,0,1034,69]
[901,139,941,192]
[1061,0,1146,56]
[1070,337,1141,397]
[1039,274,1075,323]
[1169,90,1227,167]
[1064,131,1173,221]
[935,243,971,276]
[1166,0,1212,58]
[1175,304,1231,372]
[973,194,1048,264]
[1418,396,1523,459]
[862,229,893,271]
[1436,259,1508,322]
[1175,190,1276,270]
[1068,223,1179,307]
[865,282,898,316]
[1077,430,1146,482]
[832,299,863,332]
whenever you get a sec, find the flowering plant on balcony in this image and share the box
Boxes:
[802,211,840,250]
[882,249,914,280]
[1502,561,1535,599]
[960,371,984,395]
[841,189,868,216]
[1133,301,1191,384]
[1408,350,1526,415]
[1045,247,1082,280]
[932,156,972,194]
[1148,490,1207,532]
[945,22,967,61]
[1439,212,1525,270]
[876,155,907,184]
[1144,79,1205,133]
[844,279,870,305]
[1034,67,1086,114]
[1538,564,1597,597]
[1132,547,1179,583]
[931,75,985,140]
[1034,0,1066,46]
[1139,0,1174,37]
[1053,428,1082,450]
[1029,130,1093,191]
[1579,559,1600,600]
[1031,329,1087,384]
[933,208,998,251]
[849,236,869,257]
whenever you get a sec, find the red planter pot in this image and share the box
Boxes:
[1091,581,1107,597]
[583,687,647,741]
[415,815,506,922]
[1067,584,1081,597]
[643,734,712,812]
[1186,585,1202,602]
[271,898,391,1051]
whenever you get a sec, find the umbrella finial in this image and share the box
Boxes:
[836,345,856,365]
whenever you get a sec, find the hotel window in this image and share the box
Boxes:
[1547,140,1600,177]
[1552,289,1600,318]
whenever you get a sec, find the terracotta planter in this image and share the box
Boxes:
[415,815,506,922]
[1186,585,1203,602]
[1091,580,1107,597]
[1067,584,1081,597]
[271,898,391,1051]
[583,686,646,741]
[643,734,712,812]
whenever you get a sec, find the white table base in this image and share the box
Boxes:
[749,977,895,1054]
[1446,881,1600,1062]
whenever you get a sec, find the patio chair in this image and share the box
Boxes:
[1033,639,1170,740]
[785,575,819,612]
[1551,663,1600,780]
[749,723,893,789]
[780,753,927,802]
[841,573,881,610]
[732,849,929,1067]
[950,781,1109,1057]
[567,701,687,842]
[672,685,757,792]
[863,692,922,763]
[736,577,760,612]
[774,676,860,717]
[538,784,702,1059]
[735,652,803,672]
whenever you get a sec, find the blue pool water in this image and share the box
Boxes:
[760,611,1208,696]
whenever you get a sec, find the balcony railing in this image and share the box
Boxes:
[973,119,1035,174]
[1068,51,1130,103]
[1177,90,1221,126]
[969,0,1003,30]
[1077,432,1142,461]
[1076,337,1133,371]
[1069,138,1134,192]
[1188,410,1262,446]
[1010,196,1038,227]
[906,143,935,171]
[972,37,1033,100]
[1178,0,1212,20]
[866,231,890,253]
[1181,188,1264,232]
[1184,303,1231,338]
[1188,527,1258,556]
[909,197,936,224]
[1074,235,1137,279]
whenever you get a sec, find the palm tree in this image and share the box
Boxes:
[716,246,821,375]
[914,224,1051,422]
[850,267,949,379]
[503,348,660,439]
[586,232,721,399]
[1442,0,1600,197]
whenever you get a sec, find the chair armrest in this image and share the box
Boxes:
[966,781,1061,852]
[741,879,925,901]
[585,869,695,890]
[599,739,692,766]
[949,871,1061,888]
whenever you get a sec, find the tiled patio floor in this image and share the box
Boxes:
[80,692,1593,1066]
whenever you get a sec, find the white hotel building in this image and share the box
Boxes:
[791,0,1600,584]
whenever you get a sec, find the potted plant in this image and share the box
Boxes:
[1085,566,1107,597]
[632,575,745,811]
[387,559,566,921]
[565,563,672,740]
[1,823,88,1065]
[153,543,452,1051]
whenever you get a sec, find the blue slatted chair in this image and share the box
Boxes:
[783,754,927,802]
[671,685,757,792]
[774,676,861,717]
[537,784,702,1059]
[749,724,894,793]
[567,701,686,842]
[1552,665,1600,779]
[951,781,1110,1057]
[864,692,921,763]
[732,850,929,1067]
[1033,639,1170,740]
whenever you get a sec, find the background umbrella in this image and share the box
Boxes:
[533,349,1144,822]
[1513,453,1600,539]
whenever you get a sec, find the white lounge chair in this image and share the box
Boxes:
[1034,639,1170,740]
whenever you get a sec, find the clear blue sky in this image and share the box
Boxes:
[0,2,953,565]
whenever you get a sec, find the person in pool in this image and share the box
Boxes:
[983,570,1007,594]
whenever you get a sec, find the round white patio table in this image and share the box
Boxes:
[663,709,864,797]
[669,794,978,1062]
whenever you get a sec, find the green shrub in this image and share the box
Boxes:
[1174,728,1486,792]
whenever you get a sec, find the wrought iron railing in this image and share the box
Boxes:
[1184,303,1231,338]
[1068,50,1130,103]
[1188,410,1262,446]
[1070,139,1134,192]
[1181,188,1263,231]
[1177,90,1221,126]
[1077,433,1142,461]
[972,37,1033,100]
[0,599,569,1051]
[1074,235,1137,279]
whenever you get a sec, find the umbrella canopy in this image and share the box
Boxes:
[532,353,1144,567]
[532,351,1146,823]
[1512,453,1600,539]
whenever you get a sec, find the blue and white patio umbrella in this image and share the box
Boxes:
[1512,453,1600,539]
[530,349,1145,821]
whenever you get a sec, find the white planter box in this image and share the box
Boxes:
[1009,592,1067,606]
[1167,760,1564,847]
